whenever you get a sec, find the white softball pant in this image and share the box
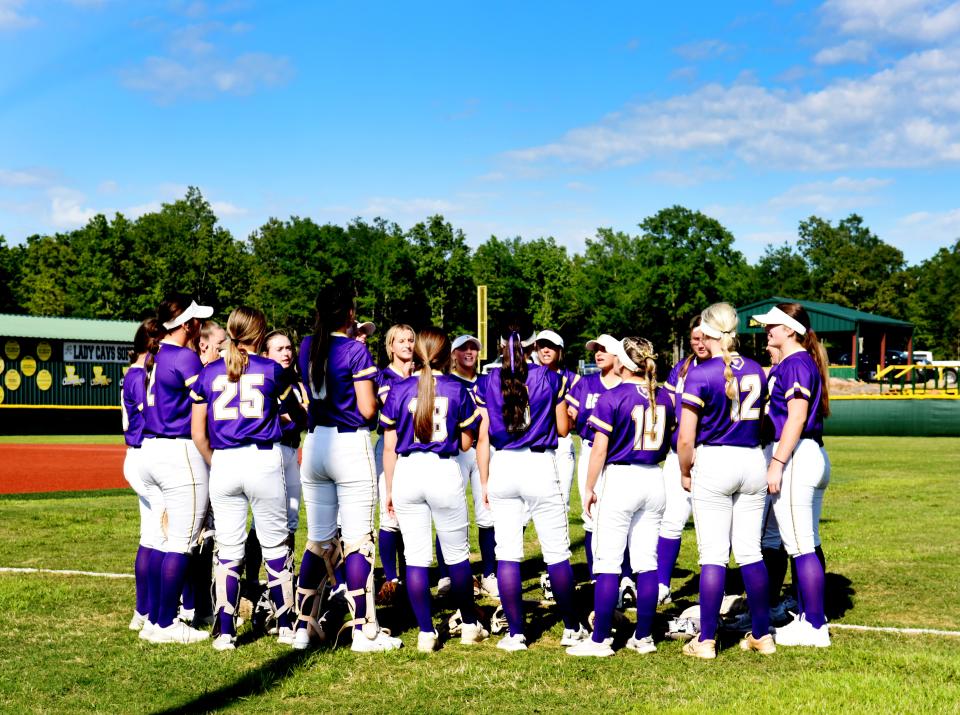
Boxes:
[123,447,164,549]
[456,447,493,529]
[280,444,302,533]
[374,437,400,531]
[392,452,471,568]
[555,435,576,511]
[488,448,571,565]
[659,450,692,540]
[690,445,767,567]
[209,444,288,561]
[592,464,665,574]
[140,437,209,554]
[770,439,830,556]
[300,427,377,545]
[577,439,594,531]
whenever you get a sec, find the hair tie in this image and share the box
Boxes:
[508,333,516,372]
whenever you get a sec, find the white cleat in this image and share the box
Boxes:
[479,574,499,598]
[277,627,295,646]
[560,626,590,646]
[657,583,672,606]
[774,615,831,647]
[417,630,439,653]
[212,633,236,651]
[460,622,490,645]
[351,628,404,653]
[150,621,210,644]
[436,577,452,597]
[177,606,195,624]
[566,638,614,657]
[138,621,156,641]
[291,628,313,651]
[496,633,528,652]
[128,612,148,631]
[625,635,657,654]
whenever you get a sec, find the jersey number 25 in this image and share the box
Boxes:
[212,374,266,420]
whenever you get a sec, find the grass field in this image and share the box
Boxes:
[1,436,958,713]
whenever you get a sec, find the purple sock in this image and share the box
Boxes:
[656,536,681,589]
[497,560,524,636]
[379,529,400,582]
[396,533,407,581]
[405,565,434,633]
[790,557,804,615]
[345,551,372,630]
[634,570,658,639]
[584,531,594,577]
[216,558,241,636]
[296,549,325,632]
[763,547,788,604]
[435,535,449,579]
[740,560,771,639]
[448,559,478,625]
[546,560,579,631]
[265,556,293,629]
[620,545,632,579]
[157,552,190,628]
[794,553,826,628]
[147,549,165,623]
[591,573,618,643]
[134,546,152,615]
[478,527,496,577]
[698,564,726,642]
[180,553,195,612]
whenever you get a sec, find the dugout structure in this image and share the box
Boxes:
[0,314,140,434]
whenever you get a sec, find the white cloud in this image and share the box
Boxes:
[508,46,960,171]
[814,39,872,65]
[893,207,960,246]
[822,0,960,44]
[48,188,96,228]
[360,197,461,217]
[210,200,246,217]
[97,179,119,194]
[769,176,893,212]
[0,167,50,187]
[674,39,733,61]
[0,0,36,30]
[122,51,292,102]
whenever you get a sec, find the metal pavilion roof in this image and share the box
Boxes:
[736,297,913,334]
[0,313,141,342]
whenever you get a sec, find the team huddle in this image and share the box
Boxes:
[120,287,832,657]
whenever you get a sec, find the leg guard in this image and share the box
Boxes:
[214,557,243,637]
[297,538,343,640]
[341,533,380,641]
[265,554,294,628]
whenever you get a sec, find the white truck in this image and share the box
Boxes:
[909,351,958,387]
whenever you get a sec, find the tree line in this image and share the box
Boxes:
[0,187,956,363]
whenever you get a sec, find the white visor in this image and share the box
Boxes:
[452,334,482,351]
[610,339,640,372]
[535,330,564,348]
[163,300,214,330]
[585,333,620,353]
[355,321,376,337]
[700,320,723,339]
[751,307,807,336]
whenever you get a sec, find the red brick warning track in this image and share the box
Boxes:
[0,444,128,494]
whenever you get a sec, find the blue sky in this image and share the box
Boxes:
[2,0,960,265]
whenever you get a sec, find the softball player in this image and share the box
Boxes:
[295,286,401,652]
[677,302,773,659]
[565,334,622,578]
[476,318,585,652]
[191,307,296,651]
[568,338,674,657]
[381,327,489,651]
[752,303,831,648]
[243,331,308,598]
[196,320,226,365]
[656,317,710,605]
[535,330,577,509]
[374,324,415,605]
[140,295,213,645]
[450,334,497,596]
[122,318,163,633]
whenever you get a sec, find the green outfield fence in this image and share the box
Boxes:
[826,396,960,437]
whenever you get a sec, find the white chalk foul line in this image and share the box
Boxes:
[829,623,960,637]
[0,566,133,579]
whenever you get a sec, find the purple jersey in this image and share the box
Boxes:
[278,376,308,449]
[766,350,824,445]
[122,365,147,448]
[681,355,767,448]
[565,372,620,442]
[144,342,204,438]
[475,365,566,451]
[191,355,289,450]
[376,365,409,434]
[379,374,480,456]
[298,334,378,430]
[665,357,698,451]
[588,382,675,465]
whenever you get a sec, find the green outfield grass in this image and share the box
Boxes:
[1,436,958,713]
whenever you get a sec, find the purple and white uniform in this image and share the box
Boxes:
[551,368,578,510]
[276,376,307,534]
[123,365,163,551]
[565,371,621,531]
[375,365,410,531]
[299,334,378,432]
[141,342,209,554]
[680,354,768,567]
[767,350,830,557]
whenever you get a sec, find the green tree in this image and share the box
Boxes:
[909,240,960,359]
[0,236,24,312]
[407,215,473,333]
[751,243,813,301]
[18,234,74,316]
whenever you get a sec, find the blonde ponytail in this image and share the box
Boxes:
[225,307,267,382]
[413,327,450,443]
[700,302,740,400]
[623,336,659,431]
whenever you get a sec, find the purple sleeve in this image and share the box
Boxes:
[681,367,707,411]
[177,346,204,388]
[458,387,481,432]
[665,361,682,393]
[474,375,487,407]
[350,344,377,382]
[564,373,583,409]
[777,359,814,402]
[190,367,209,403]
[587,391,616,436]
[379,384,401,430]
